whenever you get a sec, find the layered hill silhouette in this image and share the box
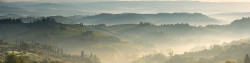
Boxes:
[83,13,219,25]
[1,17,250,63]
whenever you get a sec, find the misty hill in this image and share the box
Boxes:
[0,18,156,63]
[83,13,219,25]
[229,17,250,32]
[93,18,249,44]
[133,38,250,63]
[0,18,122,44]
[89,17,250,55]
[206,17,250,33]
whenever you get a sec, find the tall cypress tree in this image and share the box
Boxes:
[245,54,250,63]
[5,54,20,63]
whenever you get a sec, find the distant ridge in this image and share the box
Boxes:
[83,13,219,25]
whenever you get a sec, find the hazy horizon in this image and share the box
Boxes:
[2,0,250,3]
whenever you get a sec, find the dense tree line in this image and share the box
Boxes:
[0,17,61,25]
[31,17,60,25]
[0,18,23,24]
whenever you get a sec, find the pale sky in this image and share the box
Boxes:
[1,0,250,2]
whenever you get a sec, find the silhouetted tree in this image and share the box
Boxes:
[245,54,250,63]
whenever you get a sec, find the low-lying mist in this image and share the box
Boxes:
[1,14,250,63]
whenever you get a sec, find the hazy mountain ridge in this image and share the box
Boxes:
[83,13,219,25]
